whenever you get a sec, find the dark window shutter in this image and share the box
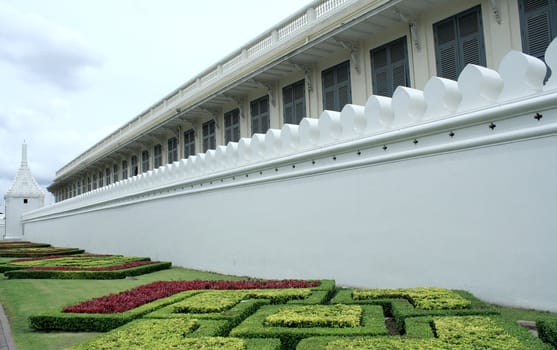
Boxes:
[321,61,351,111]
[519,0,557,60]
[371,37,410,97]
[434,6,485,80]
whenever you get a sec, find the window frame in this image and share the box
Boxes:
[250,95,270,135]
[282,79,306,125]
[433,5,486,80]
[184,129,195,158]
[202,120,216,152]
[224,108,241,144]
[154,144,162,168]
[167,138,178,164]
[321,60,352,112]
[141,150,150,173]
[370,36,410,97]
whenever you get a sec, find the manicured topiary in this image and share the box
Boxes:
[537,319,557,348]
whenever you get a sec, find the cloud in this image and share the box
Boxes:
[0,3,103,90]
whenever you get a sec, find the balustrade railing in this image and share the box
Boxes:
[55,0,358,179]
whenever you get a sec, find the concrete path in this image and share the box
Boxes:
[0,305,16,350]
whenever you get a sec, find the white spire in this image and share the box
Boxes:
[4,142,44,199]
[21,142,28,167]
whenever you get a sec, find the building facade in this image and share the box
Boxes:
[48,0,556,200]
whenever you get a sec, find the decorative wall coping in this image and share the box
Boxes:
[23,40,557,222]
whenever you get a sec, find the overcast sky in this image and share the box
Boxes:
[0,0,313,209]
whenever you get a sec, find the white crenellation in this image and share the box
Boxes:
[280,124,300,152]
[265,129,282,157]
[318,110,342,144]
[298,118,320,149]
[544,38,557,91]
[423,77,462,119]
[365,95,394,130]
[26,39,557,215]
[457,64,504,111]
[498,51,546,101]
[392,87,427,124]
[339,104,365,138]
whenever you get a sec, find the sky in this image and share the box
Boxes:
[0,0,313,209]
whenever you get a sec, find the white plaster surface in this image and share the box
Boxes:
[21,42,557,311]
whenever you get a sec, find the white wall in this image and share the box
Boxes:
[22,45,557,312]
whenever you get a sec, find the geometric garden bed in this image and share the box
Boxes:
[28,281,549,350]
[0,253,171,279]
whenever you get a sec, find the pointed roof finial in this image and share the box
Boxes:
[21,142,28,167]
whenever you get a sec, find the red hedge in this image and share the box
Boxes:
[64,279,320,314]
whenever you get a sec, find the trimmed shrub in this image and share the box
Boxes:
[29,290,202,332]
[352,287,471,310]
[0,248,85,258]
[297,316,530,350]
[264,304,362,328]
[537,320,557,348]
[230,304,386,349]
[64,280,324,314]
[5,261,171,279]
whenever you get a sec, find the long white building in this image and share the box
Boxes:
[21,0,557,311]
[48,0,552,200]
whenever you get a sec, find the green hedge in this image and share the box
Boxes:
[230,304,387,350]
[332,289,498,333]
[29,290,202,332]
[297,316,532,350]
[0,248,85,257]
[66,318,240,349]
[6,261,171,279]
[538,320,557,348]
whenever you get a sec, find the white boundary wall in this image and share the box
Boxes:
[22,44,557,311]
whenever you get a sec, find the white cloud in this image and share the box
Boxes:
[0,2,103,90]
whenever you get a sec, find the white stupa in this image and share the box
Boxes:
[3,143,45,240]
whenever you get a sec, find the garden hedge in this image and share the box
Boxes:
[5,261,171,279]
[0,248,85,258]
[229,304,387,349]
[297,316,531,350]
[29,290,202,332]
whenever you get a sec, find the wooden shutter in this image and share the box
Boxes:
[321,61,351,111]
[519,0,556,60]
[371,37,409,97]
[434,6,485,80]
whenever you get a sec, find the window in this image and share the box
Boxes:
[184,129,195,158]
[250,95,270,135]
[519,0,557,79]
[433,6,486,81]
[98,171,103,187]
[113,164,119,183]
[142,150,150,172]
[24,198,28,204]
[105,168,111,185]
[283,79,306,125]
[82,180,86,194]
[167,138,178,163]
[87,177,91,191]
[224,108,241,144]
[122,160,128,180]
[322,61,351,112]
[202,120,216,152]
[93,174,98,190]
[371,37,410,97]
[77,181,81,195]
[154,144,162,168]
[131,155,138,176]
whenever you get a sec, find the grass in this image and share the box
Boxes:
[0,267,242,350]
[1,264,556,350]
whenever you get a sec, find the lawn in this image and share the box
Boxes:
[1,254,556,350]
[0,267,242,350]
